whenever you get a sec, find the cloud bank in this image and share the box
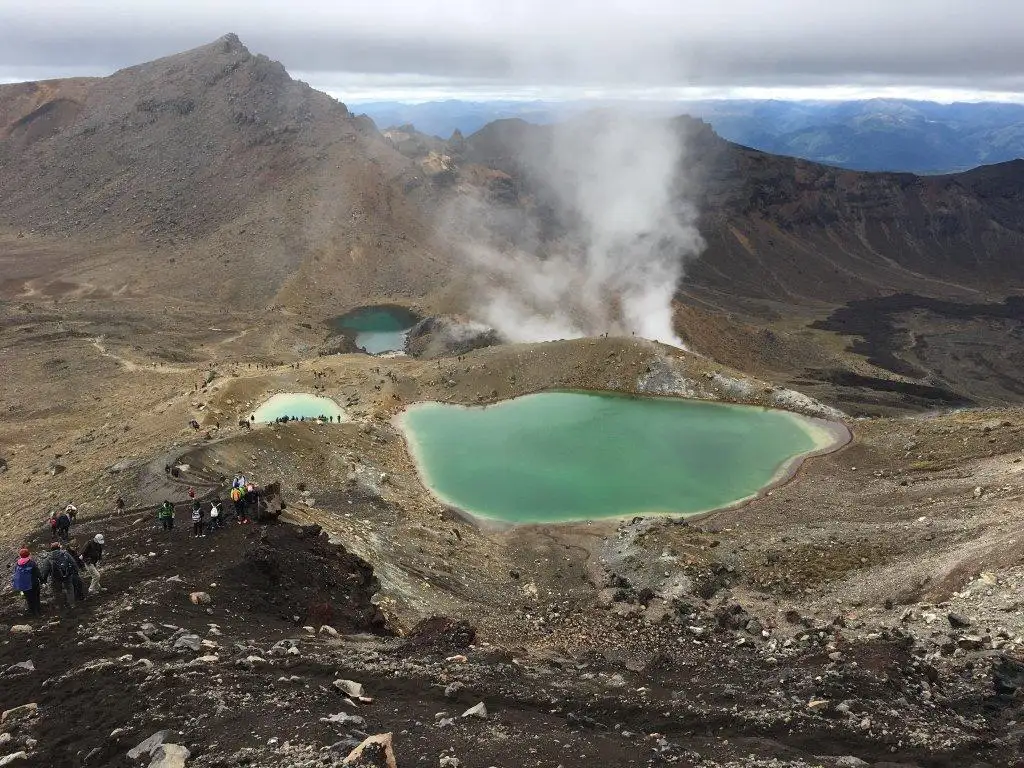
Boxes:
[1,0,1023,98]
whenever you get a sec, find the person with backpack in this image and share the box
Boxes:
[82,533,104,591]
[158,500,175,531]
[64,503,78,523]
[64,539,88,600]
[230,485,246,524]
[12,548,42,616]
[190,501,205,538]
[208,501,221,533]
[55,510,72,541]
[40,542,79,610]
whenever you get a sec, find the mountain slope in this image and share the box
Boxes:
[0,34,444,308]
[357,98,1024,173]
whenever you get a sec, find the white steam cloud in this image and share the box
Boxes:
[449,113,703,347]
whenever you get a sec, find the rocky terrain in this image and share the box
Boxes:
[2,35,1024,768]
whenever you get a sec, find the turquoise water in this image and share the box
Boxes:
[251,393,347,423]
[332,306,419,355]
[399,392,840,524]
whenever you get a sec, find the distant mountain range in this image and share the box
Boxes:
[354,98,1024,174]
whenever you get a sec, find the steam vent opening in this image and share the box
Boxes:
[399,392,847,524]
[251,393,347,423]
[330,305,421,355]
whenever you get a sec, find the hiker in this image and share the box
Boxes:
[82,534,104,591]
[40,542,79,610]
[158,500,175,531]
[187,486,196,501]
[191,501,205,537]
[65,539,88,600]
[208,500,221,532]
[246,483,259,521]
[64,503,78,523]
[47,511,58,537]
[230,485,246,523]
[114,496,126,513]
[55,509,72,541]
[11,548,42,616]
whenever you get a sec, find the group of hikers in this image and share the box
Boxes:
[13,472,267,617]
[157,476,263,537]
[269,414,339,424]
[12,532,105,616]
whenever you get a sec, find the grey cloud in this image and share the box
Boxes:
[0,0,1022,92]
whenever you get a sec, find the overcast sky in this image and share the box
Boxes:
[1,0,1023,103]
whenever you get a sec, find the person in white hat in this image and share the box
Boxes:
[81,533,105,592]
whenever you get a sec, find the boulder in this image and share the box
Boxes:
[400,617,476,656]
[0,704,37,725]
[188,592,211,606]
[334,679,365,698]
[993,655,1024,696]
[8,626,31,635]
[172,634,202,652]
[1,662,34,677]
[461,703,487,719]
[0,752,27,766]
[128,730,169,760]
[342,733,397,768]
[148,744,190,768]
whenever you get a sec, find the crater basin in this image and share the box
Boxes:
[399,391,846,524]
[330,305,420,355]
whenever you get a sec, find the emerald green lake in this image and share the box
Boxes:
[399,392,843,524]
[331,305,420,355]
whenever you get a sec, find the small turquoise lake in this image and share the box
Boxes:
[330,305,420,355]
[251,393,347,423]
[399,392,844,524]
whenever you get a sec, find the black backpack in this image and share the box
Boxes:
[54,551,74,581]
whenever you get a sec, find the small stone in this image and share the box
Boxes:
[189,592,212,605]
[439,758,461,768]
[7,626,31,635]
[835,758,870,768]
[321,712,367,728]
[444,682,464,699]
[461,702,488,719]
[319,625,339,637]
[807,699,829,709]
[189,655,219,665]
[948,612,972,629]
[0,752,27,766]
[245,655,267,665]
[302,626,315,634]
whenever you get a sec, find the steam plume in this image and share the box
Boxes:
[450,113,703,347]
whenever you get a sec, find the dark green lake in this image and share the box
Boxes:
[399,392,842,524]
[331,305,419,355]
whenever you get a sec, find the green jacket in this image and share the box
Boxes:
[158,502,175,519]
